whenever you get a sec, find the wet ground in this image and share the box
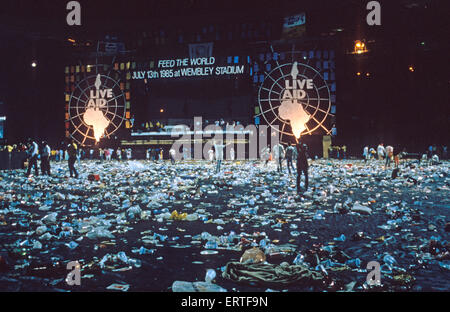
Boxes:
[0,158,449,292]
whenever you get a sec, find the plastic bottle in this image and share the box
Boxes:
[293,254,305,265]
[205,241,218,249]
[205,269,216,283]
[383,254,397,266]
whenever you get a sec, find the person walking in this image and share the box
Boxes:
[40,141,51,175]
[76,147,82,165]
[169,147,176,165]
[126,148,132,160]
[67,140,79,178]
[273,143,285,173]
[229,147,235,161]
[363,146,369,163]
[385,145,394,168]
[59,142,65,162]
[116,148,122,161]
[6,144,13,170]
[377,143,385,160]
[285,144,296,175]
[26,138,39,177]
[342,145,347,160]
[296,142,309,194]
[213,139,230,173]
[208,147,215,163]
[261,145,271,166]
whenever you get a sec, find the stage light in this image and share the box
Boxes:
[409,66,414,72]
[68,38,76,43]
[356,72,361,76]
[354,40,367,54]
[160,108,164,113]
[366,72,370,77]
[31,61,37,68]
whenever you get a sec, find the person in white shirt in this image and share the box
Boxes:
[363,146,369,163]
[229,147,235,161]
[169,148,176,165]
[26,138,39,176]
[126,148,132,160]
[213,139,231,173]
[40,141,51,176]
[377,143,385,160]
[208,147,215,163]
[431,154,439,165]
[272,143,285,173]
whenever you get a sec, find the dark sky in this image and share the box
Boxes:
[0,0,448,151]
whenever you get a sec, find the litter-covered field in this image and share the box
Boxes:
[0,159,449,292]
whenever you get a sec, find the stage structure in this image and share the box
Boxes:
[64,42,337,155]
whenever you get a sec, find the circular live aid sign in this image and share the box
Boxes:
[257,57,333,142]
[66,65,126,146]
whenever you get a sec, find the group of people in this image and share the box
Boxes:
[7,136,448,197]
[260,142,309,194]
[24,138,79,178]
[328,145,347,159]
[362,143,401,168]
[146,147,164,161]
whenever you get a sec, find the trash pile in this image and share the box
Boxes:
[0,159,448,291]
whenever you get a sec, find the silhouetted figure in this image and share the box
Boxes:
[40,141,51,175]
[285,144,296,175]
[26,138,39,177]
[67,140,79,178]
[296,142,309,194]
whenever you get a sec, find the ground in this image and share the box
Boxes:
[0,158,449,292]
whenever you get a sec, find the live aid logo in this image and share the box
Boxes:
[87,89,114,108]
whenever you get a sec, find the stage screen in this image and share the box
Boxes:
[129,55,252,126]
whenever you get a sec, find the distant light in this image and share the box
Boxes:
[303,56,307,60]
[409,66,414,72]
[354,40,368,54]
[31,61,37,68]
[160,109,164,113]
[335,28,344,32]
[366,72,370,77]
[356,72,361,76]
[68,38,76,43]
[420,41,425,46]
